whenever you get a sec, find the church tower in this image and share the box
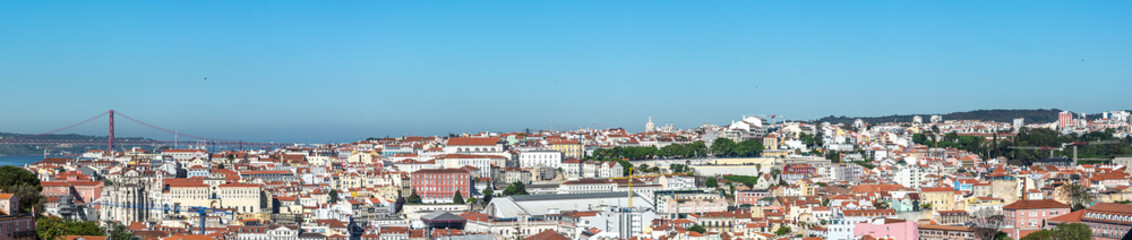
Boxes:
[645,115,656,132]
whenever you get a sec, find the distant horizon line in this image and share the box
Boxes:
[2,107,1126,144]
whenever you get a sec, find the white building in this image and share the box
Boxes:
[559,179,617,194]
[436,154,506,178]
[444,137,503,154]
[518,150,563,169]
[483,192,654,218]
[893,161,924,189]
[237,225,300,240]
[659,175,696,190]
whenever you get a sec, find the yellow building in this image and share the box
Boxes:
[548,139,583,159]
[963,196,1005,213]
[921,187,960,211]
[762,134,780,150]
[798,179,816,196]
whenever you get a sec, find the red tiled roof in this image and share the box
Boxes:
[525,229,569,240]
[1002,199,1070,210]
[447,137,499,146]
[1048,209,1084,223]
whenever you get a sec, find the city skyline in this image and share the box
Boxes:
[3,2,1132,239]
[0,108,1120,144]
[2,1,1130,142]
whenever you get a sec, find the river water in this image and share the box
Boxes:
[0,155,52,166]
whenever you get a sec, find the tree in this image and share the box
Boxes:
[0,166,39,189]
[1057,183,1095,210]
[328,190,340,204]
[614,159,633,176]
[722,175,758,188]
[825,152,841,163]
[49,219,102,236]
[453,191,465,204]
[1020,230,1053,240]
[670,164,689,173]
[503,182,528,196]
[407,192,422,204]
[9,183,43,214]
[687,141,708,157]
[799,133,817,146]
[711,138,737,157]
[659,144,687,158]
[705,177,718,188]
[482,188,494,205]
[466,197,477,205]
[873,201,889,209]
[1020,223,1091,240]
[1051,222,1091,240]
[971,208,1004,240]
[814,128,825,147]
[36,216,67,240]
[735,140,764,157]
[109,223,141,240]
[775,226,792,236]
[995,232,1010,240]
[687,224,706,233]
[0,166,42,214]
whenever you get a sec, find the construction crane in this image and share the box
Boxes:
[87,201,233,234]
[1008,140,1123,162]
[1066,140,1122,162]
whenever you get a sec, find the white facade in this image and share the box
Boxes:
[438,155,505,178]
[237,225,299,240]
[559,181,617,194]
[894,165,924,189]
[660,175,696,190]
[518,150,563,169]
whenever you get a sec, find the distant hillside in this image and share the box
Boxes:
[814,109,1063,125]
[0,132,150,156]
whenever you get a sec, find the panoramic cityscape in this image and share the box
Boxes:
[2,1,1131,240]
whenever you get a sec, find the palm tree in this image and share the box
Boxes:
[1058,183,1095,210]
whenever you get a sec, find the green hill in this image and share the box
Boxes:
[814,109,1063,125]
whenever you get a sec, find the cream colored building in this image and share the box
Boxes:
[216,183,262,213]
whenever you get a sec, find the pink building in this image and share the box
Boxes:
[41,181,72,198]
[410,168,471,204]
[1046,203,1132,240]
[68,181,104,203]
[1058,111,1072,129]
[1002,199,1070,239]
[39,181,103,204]
[0,193,33,240]
[735,190,770,206]
[853,218,919,240]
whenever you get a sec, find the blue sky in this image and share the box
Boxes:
[1,1,1130,142]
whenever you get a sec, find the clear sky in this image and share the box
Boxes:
[1,1,1130,142]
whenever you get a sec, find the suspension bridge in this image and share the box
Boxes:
[0,110,293,151]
